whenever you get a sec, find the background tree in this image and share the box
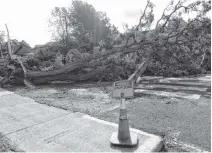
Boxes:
[49,0,120,55]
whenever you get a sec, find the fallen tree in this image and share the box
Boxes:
[0,0,210,87]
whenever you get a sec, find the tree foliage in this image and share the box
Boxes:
[0,0,211,87]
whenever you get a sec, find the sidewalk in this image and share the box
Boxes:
[0,88,163,152]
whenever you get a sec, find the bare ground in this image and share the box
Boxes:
[5,82,117,116]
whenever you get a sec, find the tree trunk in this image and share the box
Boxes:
[31,68,104,84]
[128,56,152,82]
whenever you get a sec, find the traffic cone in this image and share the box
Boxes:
[118,98,130,141]
[110,94,138,146]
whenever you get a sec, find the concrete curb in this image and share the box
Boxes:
[83,115,164,152]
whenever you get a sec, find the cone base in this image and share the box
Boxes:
[110,132,138,146]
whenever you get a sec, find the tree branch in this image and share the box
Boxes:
[5,24,12,60]
[135,0,151,30]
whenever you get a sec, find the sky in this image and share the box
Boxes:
[0,0,191,47]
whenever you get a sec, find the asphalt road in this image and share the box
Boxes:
[97,75,211,151]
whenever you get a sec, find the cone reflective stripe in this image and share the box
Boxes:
[120,94,126,109]
[110,92,138,146]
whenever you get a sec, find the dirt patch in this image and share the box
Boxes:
[5,82,118,116]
